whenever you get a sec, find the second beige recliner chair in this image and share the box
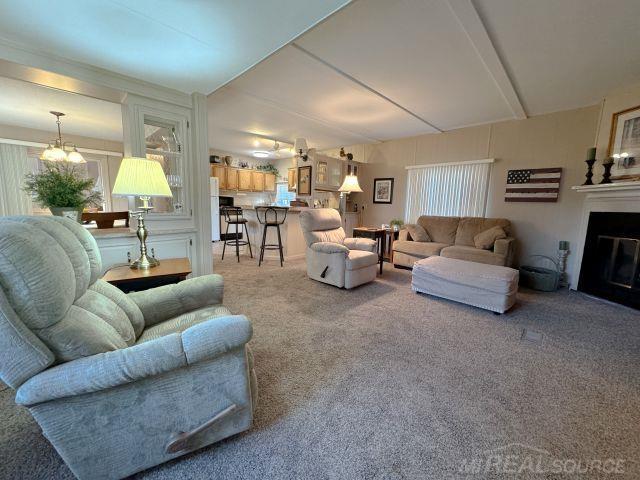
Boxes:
[299,208,379,289]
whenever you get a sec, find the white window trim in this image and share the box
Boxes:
[405,158,495,170]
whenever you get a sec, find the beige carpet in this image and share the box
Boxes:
[1,256,639,479]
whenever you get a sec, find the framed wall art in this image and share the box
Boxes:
[373,178,394,204]
[297,165,312,196]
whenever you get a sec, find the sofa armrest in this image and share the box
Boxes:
[494,237,516,265]
[309,242,349,254]
[343,237,377,252]
[15,314,253,406]
[129,274,224,327]
[398,228,412,242]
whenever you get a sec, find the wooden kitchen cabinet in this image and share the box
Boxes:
[288,168,297,192]
[264,173,276,192]
[252,171,265,191]
[238,169,252,191]
[226,167,239,190]
[210,164,227,189]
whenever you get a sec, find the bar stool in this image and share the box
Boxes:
[255,206,288,267]
[221,206,253,262]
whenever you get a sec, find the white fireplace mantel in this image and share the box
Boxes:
[570,181,640,290]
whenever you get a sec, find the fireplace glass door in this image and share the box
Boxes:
[578,212,640,309]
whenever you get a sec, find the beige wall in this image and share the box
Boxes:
[342,106,601,282]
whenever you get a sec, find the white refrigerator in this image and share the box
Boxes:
[210,177,220,241]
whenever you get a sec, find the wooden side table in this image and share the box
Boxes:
[352,227,386,275]
[383,228,399,263]
[102,257,192,293]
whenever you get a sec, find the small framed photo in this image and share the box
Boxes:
[297,165,312,196]
[373,178,394,204]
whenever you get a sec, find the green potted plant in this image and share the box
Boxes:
[24,161,103,222]
[390,218,404,232]
[255,163,280,178]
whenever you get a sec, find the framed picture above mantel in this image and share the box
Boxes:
[608,105,640,179]
[373,178,394,204]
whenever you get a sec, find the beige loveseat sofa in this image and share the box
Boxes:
[393,216,516,268]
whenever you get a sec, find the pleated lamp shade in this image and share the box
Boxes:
[112,157,173,197]
[338,165,363,193]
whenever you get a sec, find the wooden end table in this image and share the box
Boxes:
[352,227,386,275]
[102,257,192,293]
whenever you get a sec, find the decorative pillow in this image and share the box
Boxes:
[474,226,507,250]
[406,224,431,242]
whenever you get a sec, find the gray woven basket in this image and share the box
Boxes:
[519,255,560,292]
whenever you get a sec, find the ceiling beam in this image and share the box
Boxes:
[291,42,443,133]
[446,0,527,119]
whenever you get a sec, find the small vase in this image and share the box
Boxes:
[49,207,82,223]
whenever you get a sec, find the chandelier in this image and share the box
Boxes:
[40,111,85,163]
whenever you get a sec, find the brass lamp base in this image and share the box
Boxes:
[129,200,160,270]
[130,254,160,270]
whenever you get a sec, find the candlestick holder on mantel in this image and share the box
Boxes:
[583,159,596,185]
[582,147,597,185]
[600,159,614,184]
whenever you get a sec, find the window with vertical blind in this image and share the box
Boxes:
[404,159,493,224]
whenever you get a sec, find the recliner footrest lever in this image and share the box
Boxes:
[166,404,238,454]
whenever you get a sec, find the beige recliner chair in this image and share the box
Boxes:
[299,208,378,289]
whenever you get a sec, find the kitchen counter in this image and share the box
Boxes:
[240,208,307,261]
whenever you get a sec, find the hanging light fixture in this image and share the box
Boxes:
[40,111,85,163]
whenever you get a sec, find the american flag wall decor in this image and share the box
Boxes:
[505,168,562,202]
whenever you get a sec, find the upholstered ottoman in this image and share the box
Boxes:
[411,256,519,313]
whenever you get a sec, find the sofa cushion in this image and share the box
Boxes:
[136,305,233,343]
[393,241,450,258]
[440,245,507,266]
[345,250,378,271]
[474,226,507,250]
[455,217,511,247]
[417,216,460,244]
[405,224,431,242]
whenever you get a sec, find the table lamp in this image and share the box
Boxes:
[338,164,362,216]
[112,157,172,269]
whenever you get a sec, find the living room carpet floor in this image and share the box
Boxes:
[1,257,639,479]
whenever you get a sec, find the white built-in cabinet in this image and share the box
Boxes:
[314,156,344,191]
[92,93,210,276]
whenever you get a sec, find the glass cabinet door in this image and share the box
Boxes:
[142,117,185,215]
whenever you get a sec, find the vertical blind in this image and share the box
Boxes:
[0,143,33,216]
[405,160,493,224]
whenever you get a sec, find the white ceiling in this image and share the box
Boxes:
[0,0,350,94]
[207,0,640,159]
[1,0,639,157]
[0,76,122,141]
